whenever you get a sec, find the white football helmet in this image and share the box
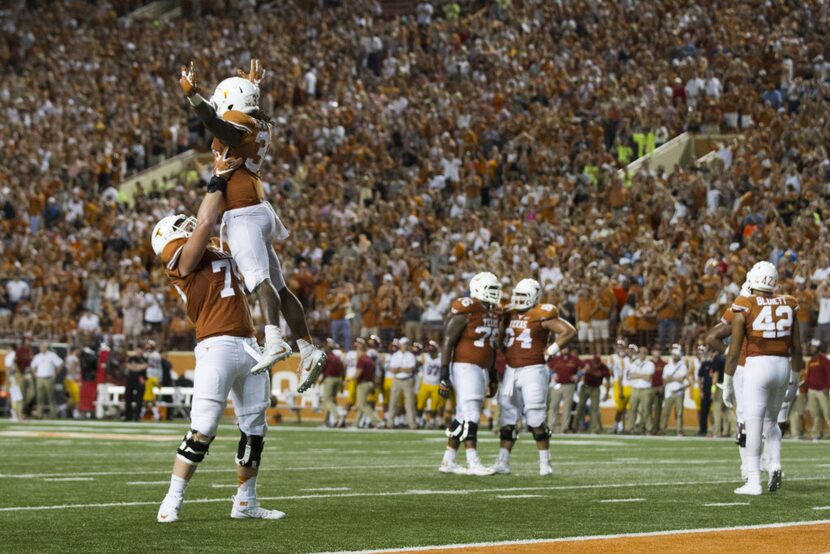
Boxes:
[511,278,542,311]
[151,214,196,257]
[739,279,752,297]
[469,272,502,306]
[210,77,259,117]
[747,261,778,293]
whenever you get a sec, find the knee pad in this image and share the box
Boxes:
[235,429,265,468]
[446,419,477,442]
[176,429,212,465]
[531,423,552,442]
[499,425,518,443]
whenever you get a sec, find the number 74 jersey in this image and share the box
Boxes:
[162,238,255,342]
[503,304,559,368]
[731,294,799,358]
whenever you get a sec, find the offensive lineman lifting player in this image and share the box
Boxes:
[154,165,284,523]
[492,279,576,476]
[437,272,503,476]
[179,59,324,389]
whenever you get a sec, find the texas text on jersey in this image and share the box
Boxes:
[450,297,500,368]
[731,294,799,357]
[162,238,255,341]
[212,110,270,211]
[503,303,559,368]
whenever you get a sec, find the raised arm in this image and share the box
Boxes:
[542,317,577,357]
[180,62,244,148]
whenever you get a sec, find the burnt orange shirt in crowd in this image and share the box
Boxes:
[327,292,349,321]
[794,289,815,324]
[575,296,596,323]
[731,294,799,358]
[162,238,255,341]
[451,297,500,369]
[213,110,269,211]
[595,287,616,320]
[503,303,559,368]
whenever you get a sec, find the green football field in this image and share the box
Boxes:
[1,419,829,553]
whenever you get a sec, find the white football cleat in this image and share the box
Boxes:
[491,459,511,475]
[250,339,293,375]
[734,482,762,496]
[231,497,286,520]
[539,462,553,476]
[157,494,183,523]
[297,346,326,393]
[768,468,783,492]
[438,460,468,475]
[466,461,496,476]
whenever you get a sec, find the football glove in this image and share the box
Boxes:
[438,365,451,398]
[180,61,199,97]
[719,373,734,409]
[783,371,799,403]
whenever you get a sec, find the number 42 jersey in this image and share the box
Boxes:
[503,304,559,368]
[450,297,501,368]
[731,294,799,358]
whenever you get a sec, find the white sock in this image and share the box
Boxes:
[763,419,782,469]
[297,338,312,356]
[498,448,511,463]
[746,471,761,487]
[265,325,281,347]
[465,448,479,466]
[167,475,188,499]
[442,447,457,464]
[237,475,257,501]
[744,417,763,474]
[738,446,746,471]
[539,449,551,464]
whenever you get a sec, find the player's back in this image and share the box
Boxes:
[450,297,500,368]
[503,303,559,368]
[212,110,271,210]
[162,238,255,341]
[732,294,799,358]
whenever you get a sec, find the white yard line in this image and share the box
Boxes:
[126,481,169,486]
[301,487,352,492]
[599,498,645,503]
[42,477,94,482]
[704,502,750,507]
[812,506,830,510]
[495,494,543,499]
[315,519,830,554]
[2,476,830,513]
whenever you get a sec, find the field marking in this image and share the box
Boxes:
[315,519,830,554]
[599,498,645,503]
[126,481,169,486]
[42,477,94,482]
[495,494,543,499]
[210,484,238,488]
[813,506,830,510]
[704,502,749,507]
[301,487,352,492]
[2,476,830,513]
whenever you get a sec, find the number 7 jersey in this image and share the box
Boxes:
[731,294,799,358]
[450,297,501,368]
[503,304,559,368]
[162,238,255,342]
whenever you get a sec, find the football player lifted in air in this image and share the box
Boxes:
[492,279,576,476]
[723,261,802,495]
[437,272,503,476]
[179,59,324,390]
[154,161,284,523]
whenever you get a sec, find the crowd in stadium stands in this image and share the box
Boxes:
[0,0,829,371]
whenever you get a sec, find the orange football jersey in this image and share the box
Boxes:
[450,297,500,368]
[503,303,559,368]
[731,294,799,358]
[720,306,748,366]
[213,110,270,210]
[162,238,255,341]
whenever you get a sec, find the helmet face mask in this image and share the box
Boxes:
[511,278,542,311]
[151,214,196,257]
[211,77,260,116]
[469,271,502,307]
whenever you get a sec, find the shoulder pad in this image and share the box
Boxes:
[161,238,187,271]
[222,110,257,132]
[731,295,752,313]
[451,297,480,315]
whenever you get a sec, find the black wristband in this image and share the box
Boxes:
[207,175,228,193]
[440,364,450,381]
